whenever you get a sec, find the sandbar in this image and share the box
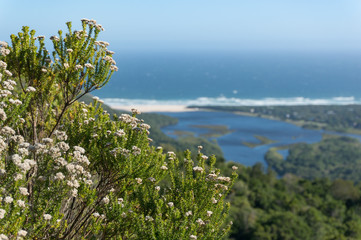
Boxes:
[111,105,199,113]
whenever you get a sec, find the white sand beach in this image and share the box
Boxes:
[111,105,199,113]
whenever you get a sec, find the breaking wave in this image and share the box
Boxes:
[102,96,361,107]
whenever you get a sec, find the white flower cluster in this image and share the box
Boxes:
[84,63,94,70]
[103,56,116,65]
[109,147,130,157]
[110,65,118,71]
[94,40,109,47]
[11,154,36,172]
[0,41,10,56]
[75,64,83,71]
[185,210,192,216]
[0,108,6,121]
[114,129,125,137]
[196,218,205,225]
[0,208,5,219]
[193,166,204,173]
[215,183,228,191]
[131,146,141,156]
[25,86,36,92]
[135,178,142,184]
[50,35,60,41]
[81,18,105,31]
[118,113,142,128]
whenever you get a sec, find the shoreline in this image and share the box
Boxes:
[110,105,199,113]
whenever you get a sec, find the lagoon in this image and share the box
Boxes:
[159,111,361,166]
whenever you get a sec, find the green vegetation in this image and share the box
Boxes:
[265,134,361,181]
[225,162,361,239]
[191,124,234,138]
[242,135,278,148]
[0,21,235,239]
[194,105,361,134]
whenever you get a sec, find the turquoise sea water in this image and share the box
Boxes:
[97,51,361,106]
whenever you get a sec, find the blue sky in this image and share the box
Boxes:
[1,0,361,51]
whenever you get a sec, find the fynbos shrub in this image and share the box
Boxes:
[0,20,236,239]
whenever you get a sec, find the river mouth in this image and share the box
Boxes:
[159,111,361,166]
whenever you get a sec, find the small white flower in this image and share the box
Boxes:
[193,166,203,172]
[4,196,13,203]
[217,176,231,182]
[84,63,94,69]
[160,165,168,170]
[131,108,141,115]
[117,198,124,204]
[1,126,15,135]
[148,177,156,183]
[167,202,174,207]
[207,211,213,217]
[93,212,100,217]
[196,218,205,225]
[102,196,110,204]
[50,36,60,41]
[135,178,142,184]
[232,165,238,170]
[114,129,125,137]
[4,70,12,77]
[0,209,6,219]
[74,146,85,154]
[0,60,7,69]
[185,211,192,216]
[42,138,53,144]
[0,233,8,240]
[26,86,36,92]
[17,230,27,237]
[19,187,29,196]
[190,235,197,240]
[145,215,154,221]
[54,130,68,141]
[43,213,52,220]
[110,65,118,71]
[17,200,26,208]
[0,108,6,121]
[155,186,160,191]
[55,172,65,180]
[71,188,78,197]
[75,64,83,70]
[14,173,23,181]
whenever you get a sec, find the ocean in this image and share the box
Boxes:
[97,51,361,106]
[95,51,361,165]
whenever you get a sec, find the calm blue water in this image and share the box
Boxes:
[160,111,361,166]
[97,51,361,106]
